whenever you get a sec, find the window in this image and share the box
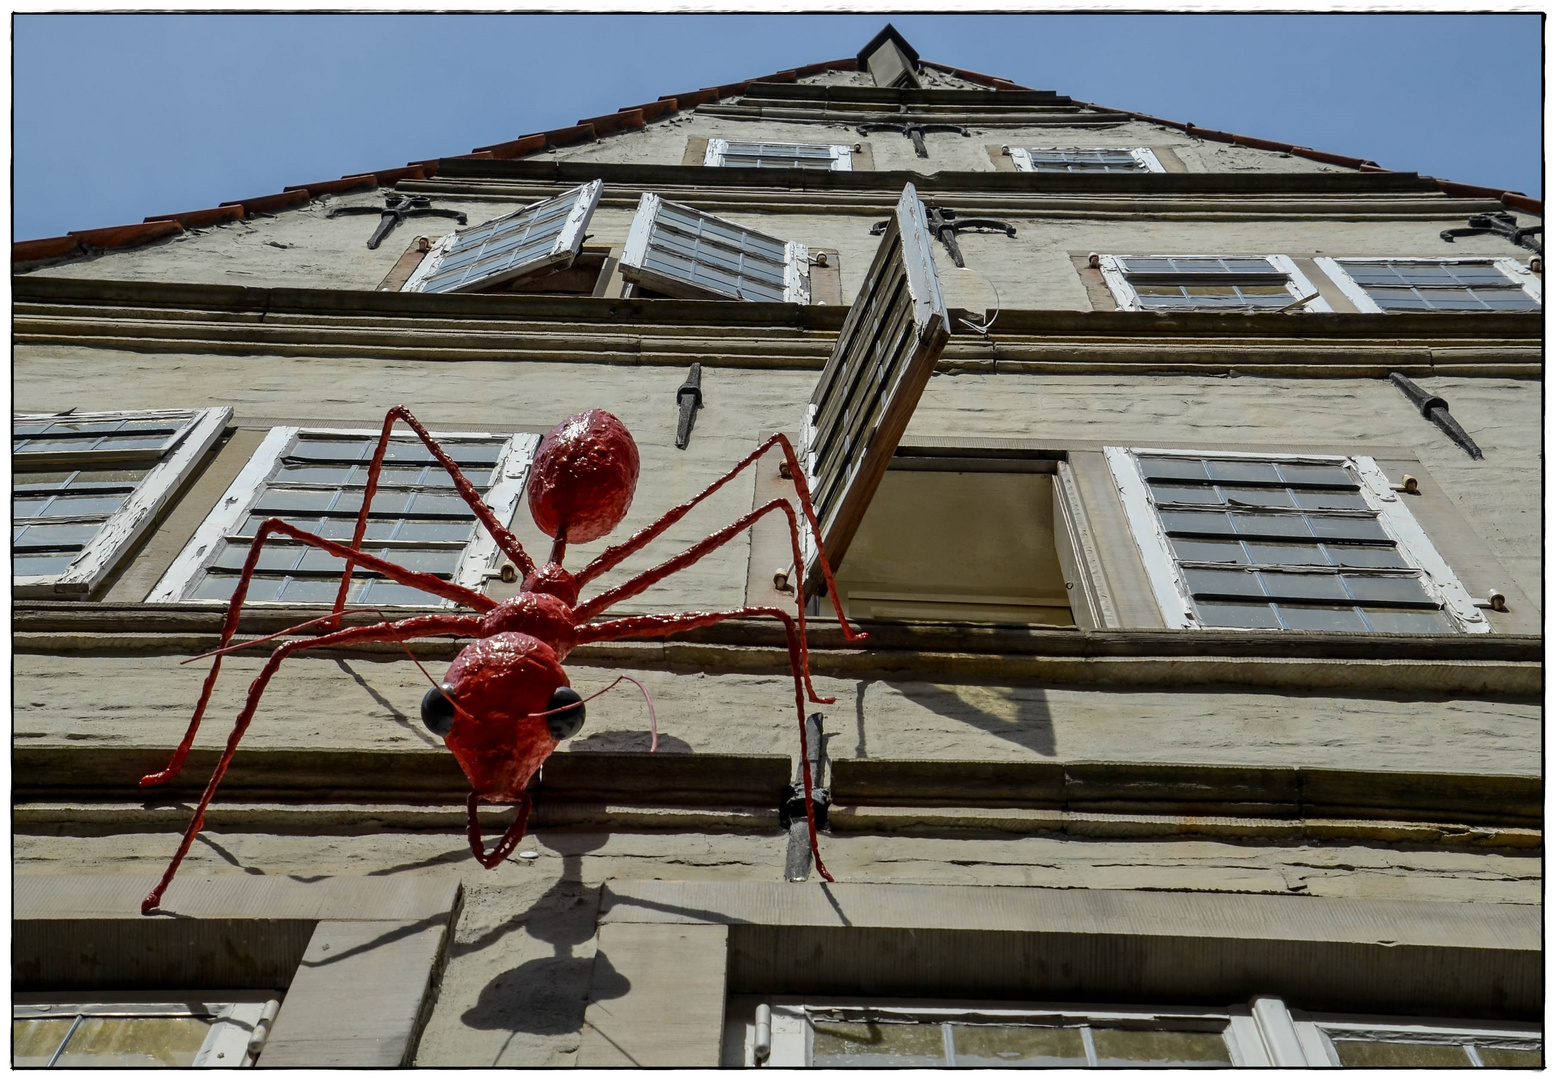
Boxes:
[705,138,854,171]
[1099,255,1330,312]
[1292,1012,1543,1068]
[1010,147,1164,173]
[1315,257,1541,312]
[798,183,950,595]
[401,181,601,294]
[746,998,1540,1068]
[620,193,810,302]
[13,408,230,598]
[148,426,540,605]
[1106,447,1487,633]
[14,995,279,1068]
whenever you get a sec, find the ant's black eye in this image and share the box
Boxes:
[546,686,585,741]
[421,683,458,737]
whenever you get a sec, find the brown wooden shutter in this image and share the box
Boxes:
[801,183,949,594]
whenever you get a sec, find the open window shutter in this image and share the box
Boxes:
[619,193,807,303]
[402,181,602,294]
[800,183,949,594]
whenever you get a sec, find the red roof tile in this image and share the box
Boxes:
[145,205,245,229]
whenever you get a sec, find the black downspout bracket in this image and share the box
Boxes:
[328,194,469,250]
[1389,372,1484,459]
[675,363,703,450]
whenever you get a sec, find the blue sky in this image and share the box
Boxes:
[14,13,1542,241]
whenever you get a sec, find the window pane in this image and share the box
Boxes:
[1292,489,1370,511]
[1341,574,1433,605]
[36,493,130,516]
[14,553,81,576]
[353,579,444,606]
[1326,544,1406,569]
[1257,571,1350,601]
[1307,516,1390,543]
[1244,541,1329,566]
[1221,486,1295,508]
[14,522,105,549]
[51,1015,214,1068]
[1331,1039,1472,1067]
[1362,607,1456,634]
[276,577,348,603]
[1276,605,1369,632]
[1138,457,1209,482]
[811,1021,946,1066]
[1171,538,1249,564]
[952,1024,1088,1066]
[1150,483,1222,505]
[1090,1028,1232,1067]
[13,1018,75,1065]
[1196,601,1281,628]
[1184,567,1264,598]
[1276,464,1357,488]
[1230,513,1313,539]
[1159,511,1235,536]
[1205,461,1281,485]
[1477,1045,1542,1067]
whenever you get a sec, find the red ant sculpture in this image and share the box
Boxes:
[138,406,864,914]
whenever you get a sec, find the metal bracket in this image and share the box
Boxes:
[1440,212,1542,255]
[1388,372,1484,459]
[675,362,703,450]
[871,203,1016,269]
[856,122,971,159]
[328,194,468,250]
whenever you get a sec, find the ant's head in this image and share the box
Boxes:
[420,632,585,798]
[528,410,640,551]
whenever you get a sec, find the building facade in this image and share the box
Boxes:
[13,25,1542,1068]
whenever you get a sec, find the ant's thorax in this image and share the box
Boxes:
[480,588,578,659]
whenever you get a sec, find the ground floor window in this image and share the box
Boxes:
[14,995,281,1068]
[742,998,1540,1068]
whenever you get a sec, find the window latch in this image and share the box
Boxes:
[675,363,703,450]
[327,194,468,250]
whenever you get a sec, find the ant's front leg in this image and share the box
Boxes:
[575,432,863,643]
[577,607,834,882]
[141,519,496,788]
[576,498,837,704]
[329,405,538,626]
[142,613,481,915]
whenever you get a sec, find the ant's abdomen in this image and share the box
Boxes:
[480,592,577,659]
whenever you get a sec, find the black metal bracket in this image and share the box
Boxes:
[871,203,1016,268]
[856,122,971,159]
[1440,212,1542,255]
[1388,372,1483,459]
[674,363,703,450]
[328,194,468,250]
[779,784,829,830]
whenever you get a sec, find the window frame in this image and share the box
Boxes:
[400,181,602,295]
[1104,445,1489,633]
[748,996,1541,1068]
[13,407,231,599]
[14,995,279,1068]
[146,425,540,606]
[1098,254,1332,312]
[620,192,811,303]
[704,138,854,171]
[1009,146,1166,173]
[1314,256,1542,313]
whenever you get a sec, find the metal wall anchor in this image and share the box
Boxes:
[1440,212,1542,255]
[1389,372,1484,459]
[780,712,828,881]
[856,122,970,158]
[675,362,703,450]
[328,194,468,250]
[871,204,1016,268]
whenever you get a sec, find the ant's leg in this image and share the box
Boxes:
[576,499,834,704]
[329,405,537,625]
[578,607,834,882]
[142,613,479,915]
[467,792,533,869]
[575,433,862,643]
[141,519,495,788]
